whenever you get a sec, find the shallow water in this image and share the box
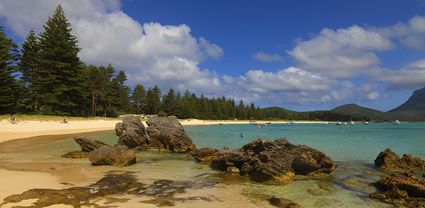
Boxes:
[1,123,424,207]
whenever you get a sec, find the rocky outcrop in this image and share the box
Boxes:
[374,148,425,173]
[62,137,109,158]
[74,137,110,152]
[370,175,425,207]
[88,145,137,166]
[61,150,88,159]
[210,138,335,183]
[115,116,149,148]
[145,117,196,152]
[190,147,219,162]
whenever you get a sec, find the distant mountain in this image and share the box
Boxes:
[331,104,387,121]
[387,87,425,121]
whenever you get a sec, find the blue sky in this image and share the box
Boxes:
[1,0,425,111]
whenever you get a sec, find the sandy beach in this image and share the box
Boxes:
[0,118,327,143]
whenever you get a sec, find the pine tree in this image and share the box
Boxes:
[162,88,176,115]
[146,86,161,114]
[38,5,84,115]
[20,29,41,111]
[111,70,129,114]
[0,25,21,114]
[131,84,146,114]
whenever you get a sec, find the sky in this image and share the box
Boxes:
[1,0,425,112]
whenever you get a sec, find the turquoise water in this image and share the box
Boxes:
[186,123,425,162]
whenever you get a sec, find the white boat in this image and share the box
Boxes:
[350,121,355,125]
[344,122,348,125]
[395,120,401,125]
[363,121,369,125]
[336,122,342,126]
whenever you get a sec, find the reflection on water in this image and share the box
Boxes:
[1,123,421,207]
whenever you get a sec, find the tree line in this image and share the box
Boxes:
[0,5,360,121]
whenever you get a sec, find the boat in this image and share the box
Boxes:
[288,121,294,125]
[344,122,348,125]
[265,122,271,125]
[395,120,401,125]
[350,121,355,125]
[249,120,257,125]
[336,122,342,126]
[363,121,369,125]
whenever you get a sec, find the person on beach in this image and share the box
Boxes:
[61,118,68,124]
[9,114,17,124]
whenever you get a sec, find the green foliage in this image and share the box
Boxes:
[130,84,146,114]
[157,111,167,117]
[37,5,84,115]
[0,25,21,114]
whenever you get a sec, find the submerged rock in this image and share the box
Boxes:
[88,145,137,166]
[374,148,425,173]
[74,137,110,152]
[370,175,425,207]
[146,117,196,152]
[1,172,216,208]
[210,138,335,183]
[191,147,219,162]
[269,197,301,208]
[115,116,149,148]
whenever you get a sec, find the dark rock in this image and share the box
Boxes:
[88,145,137,166]
[115,116,149,148]
[1,172,217,208]
[269,197,301,208]
[61,150,88,159]
[370,175,425,207]
[210,138,335,183]
[74,137,110,152]
[146,117,196,152]
[190,147,219,162]
[374,148,425,173]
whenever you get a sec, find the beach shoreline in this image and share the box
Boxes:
[0,118,328,143]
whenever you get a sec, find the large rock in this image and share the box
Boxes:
[74,137,110,152]
[370,175,425,207]
[115,116,149,148]
[210,138,335,183]
[88,145,137,166]
[374,148,425,173]
[145,117,196,153]
[190,147,219,162]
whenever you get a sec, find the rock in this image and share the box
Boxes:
[268,197,301,208]
[190,147,219,162]
[370,175,425,207]
[115,116,149,148]
[374,148,425,173]
[210,138,335,183]
[146,117,196,153]
[74,137,109,152]
[88,145,137,166]
[61,150,88,159]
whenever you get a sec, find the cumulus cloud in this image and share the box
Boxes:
[289,25,393,78]
[0,0,223,94]
[252,51,284,63]
[377,16,425,50]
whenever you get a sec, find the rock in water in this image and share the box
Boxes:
[190,147,219,162]
[88,145,137,166]
[115,116,149,148]
[269,197,301,208]
[370,175,425,207]
[210,138,335,183]
[74,137,110,152]
[146,117,196,152]
[374,148,425,173]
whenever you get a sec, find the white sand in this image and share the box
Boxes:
[0,169,65,204]
[0,119,120,143]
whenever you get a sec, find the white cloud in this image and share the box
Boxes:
[0,0,223,95]
[289,25,393,78]
[252,51,284,63]
[377,16,425,50]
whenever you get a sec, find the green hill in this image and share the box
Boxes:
[331,104,387,121]
[387,87,425,121]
